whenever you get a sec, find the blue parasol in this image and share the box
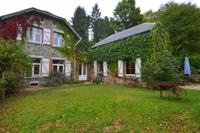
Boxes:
[184,57,191,76]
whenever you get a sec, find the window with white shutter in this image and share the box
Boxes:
[94,61,97,77]
[118,60,123,77]
[65,60,71,76]
[27,27,43,44]
[135,58,141,78]
[103,61,108,76]
[42,58,49,77]
[43,29,51,45]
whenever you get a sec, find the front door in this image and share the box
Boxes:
[79,64,87,81]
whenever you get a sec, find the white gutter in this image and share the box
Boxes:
[75,37,82,47]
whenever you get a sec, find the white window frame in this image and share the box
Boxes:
[27,27,43,44]
[52,60,65,73]
[32,60,41,77]
[125,60,135,77]
[53,32,64,47]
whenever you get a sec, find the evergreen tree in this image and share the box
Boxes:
[90,3,101,29]
[72,6,89,41]
[114,0,143,31]
[71,6,90,51]
[93,17,114,43]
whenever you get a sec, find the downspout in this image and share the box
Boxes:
[73,37,82,80]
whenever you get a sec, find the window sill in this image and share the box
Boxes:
[53,45,64,48]
[26,41,43,45]
[125,74,135,77]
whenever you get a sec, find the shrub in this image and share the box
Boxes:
[93,71,104,84]
[0,79,6,100]
[0,40,31,95]
[189,55,200,74]
[42,72,68,87]
[142,50,179,85]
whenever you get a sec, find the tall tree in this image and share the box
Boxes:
[90,3,101,29]
[72,6,89,41]
[114,0,143,31]
[93,17,114,43]
[158,2,200,56]
[71,6,90,51]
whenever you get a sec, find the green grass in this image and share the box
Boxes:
[0,84,199,133]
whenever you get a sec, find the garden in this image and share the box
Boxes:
[0,84,200,133]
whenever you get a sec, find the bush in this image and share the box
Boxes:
[93,71,104,84]
[189,55,200,74]
[0,79,6,100]
[142,50,180,85]
[0,40,31,95]
[42,72,68,87]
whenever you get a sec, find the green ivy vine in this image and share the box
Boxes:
[57,23,78,59]
[88,23,177,81]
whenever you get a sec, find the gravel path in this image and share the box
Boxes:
[180,83,200,90]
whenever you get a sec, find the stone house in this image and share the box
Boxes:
[83,23,156,85]
[0,8,81,84]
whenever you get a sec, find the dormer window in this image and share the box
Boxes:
[53,32,64,47]
[27,27,42,44]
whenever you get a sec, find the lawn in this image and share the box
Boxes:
[0,84,199,133]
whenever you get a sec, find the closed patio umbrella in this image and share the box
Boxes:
[184,57,191,78]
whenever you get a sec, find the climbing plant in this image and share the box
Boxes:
[88,32,153,63]
[88,23,179,83]
[57,23,78,58]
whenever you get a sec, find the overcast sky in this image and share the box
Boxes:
[0,0,199,22]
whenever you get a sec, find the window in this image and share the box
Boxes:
[53,32,64,47]
[27,27,43,44]
[125,60,135,75]
[52,60,64,73]
[32,58,41,77]
[79,64,86,75]
[97,62,103,73]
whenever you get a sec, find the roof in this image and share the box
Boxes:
[92,23,156,48]
[0,7,81,40]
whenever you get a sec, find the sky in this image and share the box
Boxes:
[0,0,199,22]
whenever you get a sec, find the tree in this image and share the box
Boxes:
[71,6,90,51]
[0,40,31,99]
[72,6,89,41]
[93,17,114,43]
[90,3,101,29]
[114,0,143,31]
[144,10,158,22]
[157,2,200,56]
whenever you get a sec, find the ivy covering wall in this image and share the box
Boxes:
[88,23,179,83]
[88,32,153,63]
[57,23,79,59]
[88,23,170,62]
